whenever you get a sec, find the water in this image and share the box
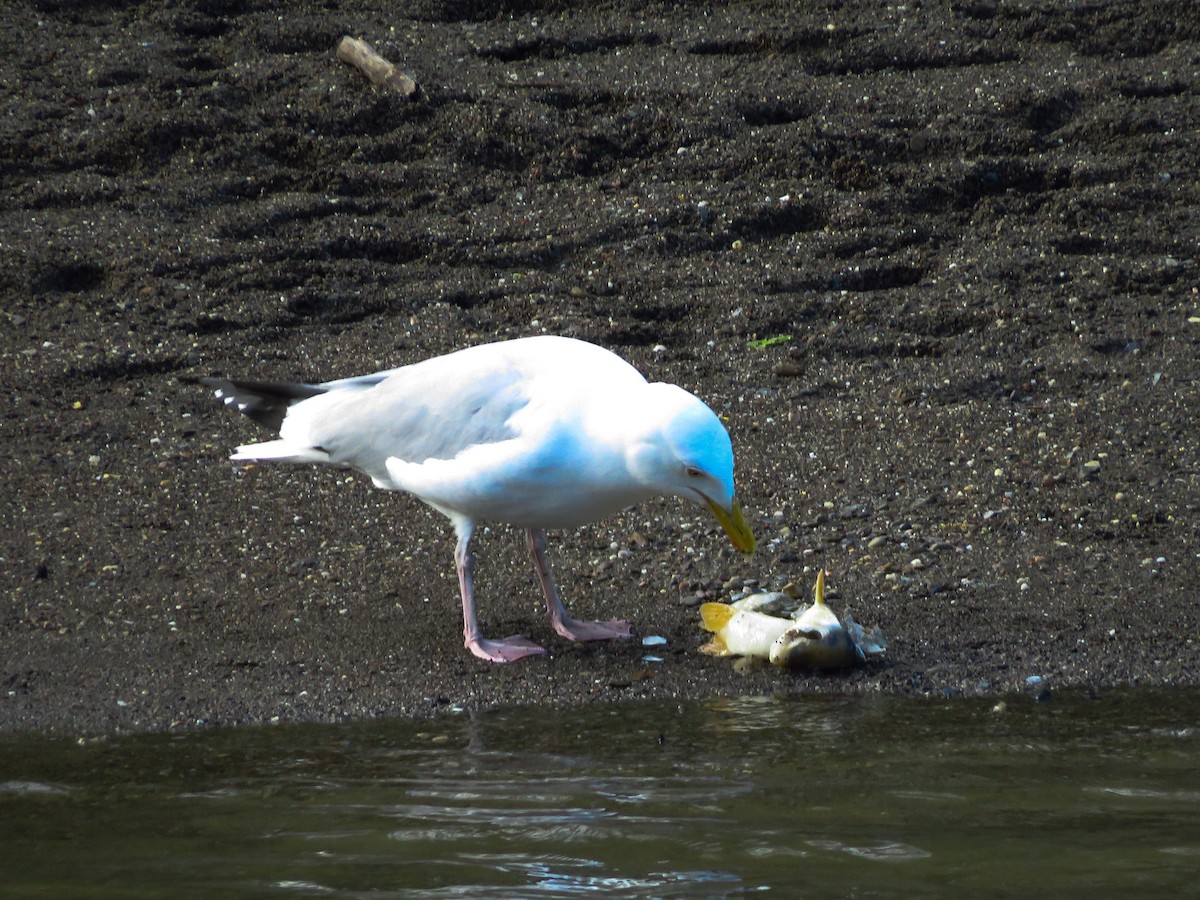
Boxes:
[1,689,1198,898]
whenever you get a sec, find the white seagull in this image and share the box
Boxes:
[201,335,754,662]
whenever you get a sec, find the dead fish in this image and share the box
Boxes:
[700,570,885,669]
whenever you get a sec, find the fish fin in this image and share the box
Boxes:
[844,609,887,656]
[813,568,827,607]
[699,602,734,633]
[699,636,729,656]
[844,609,864,643]
[863,625,887,655]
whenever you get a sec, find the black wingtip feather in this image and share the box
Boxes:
[199,376,327,432]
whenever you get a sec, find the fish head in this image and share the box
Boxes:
[769,623,858,669]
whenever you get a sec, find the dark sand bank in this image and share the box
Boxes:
[2,0,1198,734]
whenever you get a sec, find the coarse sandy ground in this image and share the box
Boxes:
[2,0,1199,735]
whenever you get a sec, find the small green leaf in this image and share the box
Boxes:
[747,334,792,350]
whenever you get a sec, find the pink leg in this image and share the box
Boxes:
[527,528,632,642]
[454,521,544,663]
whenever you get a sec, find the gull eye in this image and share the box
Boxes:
[684,465,703,478]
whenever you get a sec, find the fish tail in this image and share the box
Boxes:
[699,602,734,632]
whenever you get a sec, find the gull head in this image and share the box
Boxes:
[626,383,755,554]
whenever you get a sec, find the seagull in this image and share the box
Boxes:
[200,335,754,662]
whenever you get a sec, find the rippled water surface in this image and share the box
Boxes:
[2,689,1199,897]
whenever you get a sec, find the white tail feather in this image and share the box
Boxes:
[230,440,331,464]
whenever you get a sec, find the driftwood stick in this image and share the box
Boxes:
[336,36,418,97]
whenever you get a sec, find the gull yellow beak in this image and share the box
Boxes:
[705,495,756,555]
